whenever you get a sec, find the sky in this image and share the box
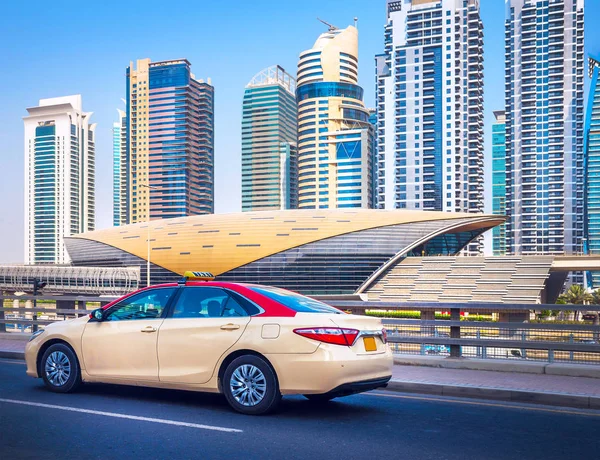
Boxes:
[0,0,599,263]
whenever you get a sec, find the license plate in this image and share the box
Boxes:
[363,336,377,352]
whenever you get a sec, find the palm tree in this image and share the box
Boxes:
[556,285,592,321]
[560,284,593,305]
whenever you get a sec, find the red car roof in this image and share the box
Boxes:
[100,280,296,317]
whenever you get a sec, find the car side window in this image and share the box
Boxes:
[172,287,249,319]
[105,288,176,321]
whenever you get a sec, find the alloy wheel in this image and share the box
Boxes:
[44,351,71,387]
[229,364,267,407]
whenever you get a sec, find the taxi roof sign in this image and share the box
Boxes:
[182,271,215,282]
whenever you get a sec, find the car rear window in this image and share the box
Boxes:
[249,286,343,314]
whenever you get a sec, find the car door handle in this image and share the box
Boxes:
[141,326,157,333]
[220,324,240,331]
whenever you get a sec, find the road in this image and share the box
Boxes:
[0,359,598,460]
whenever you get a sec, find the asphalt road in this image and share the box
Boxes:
[0,359,598,460]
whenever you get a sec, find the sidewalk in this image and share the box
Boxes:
[390,363,600,409]
[2,334,599,409]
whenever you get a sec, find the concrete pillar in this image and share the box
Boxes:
[420,310,435,335]
[450,308,461,358]
[0,296,5,333]
[499,311,529,337]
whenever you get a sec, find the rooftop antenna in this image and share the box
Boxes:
[317,17,338,31]
[354,17,358,29]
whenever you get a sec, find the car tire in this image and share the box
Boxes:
[40,343,82,393]
[303,394,336,403]
[223,355,281,415]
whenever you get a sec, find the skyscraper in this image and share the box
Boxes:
[492,111,507,256]
[585,56,600,287]
[296,23,375,209]
[504,0,584,258]
[113,108,127,226]
[125,58,214,223]
[242,65,298,211]
[24,95,95,264]
[376,0,484,219]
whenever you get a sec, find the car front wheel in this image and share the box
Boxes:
[40,343,82,393]
[223,355,281,415]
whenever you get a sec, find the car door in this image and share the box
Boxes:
[81,287,177,381]
[157,286,252,384]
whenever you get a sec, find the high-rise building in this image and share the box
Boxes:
[376,0,484,253]
[492,111,507,256]
[585,56,600,287]
[296,24,375,209]
[125,58,214,223]
[113,108,127,226]
[242,65,298,211]
[24,95,95,264]
[504,0,584,259]
[376,1,484,210]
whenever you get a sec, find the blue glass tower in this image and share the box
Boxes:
[585,56,600,287]
[492,111,507,255]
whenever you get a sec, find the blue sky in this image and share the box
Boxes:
[0,0,598,263]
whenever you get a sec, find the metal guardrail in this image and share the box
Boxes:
[0,294,118,333]
[328,301,600,365]
[3,295,600,365]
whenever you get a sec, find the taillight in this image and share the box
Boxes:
[293,328,359,346]
[382,328,388,344]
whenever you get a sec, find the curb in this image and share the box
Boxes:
[384,380,600,410]
[0,351,25,360]
[0,333,30,342]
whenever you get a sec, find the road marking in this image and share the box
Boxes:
[0,398,243,433]
[0,359,25,365]
[364,392,600,418]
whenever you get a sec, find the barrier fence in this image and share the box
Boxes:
[327,301,600,365]
[3,293,600,365]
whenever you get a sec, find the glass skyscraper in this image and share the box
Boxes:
[376,0,484,254]
[124,58,214,223]
[24,95,96,264]
[585,56,600,287]
[504,0,584,258]
[113,108,126,226]
[296,24,375,209]
[492,111,507,256]
[242,65,298,211]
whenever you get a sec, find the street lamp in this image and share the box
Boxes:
[140,183,158,287]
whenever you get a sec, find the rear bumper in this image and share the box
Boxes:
[265,344,393,395]
[327,376,391,397]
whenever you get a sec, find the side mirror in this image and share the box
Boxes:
[91,309,104,321]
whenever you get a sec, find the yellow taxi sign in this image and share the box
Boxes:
[183,271,215,281]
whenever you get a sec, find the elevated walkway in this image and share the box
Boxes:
[0,265,140,296]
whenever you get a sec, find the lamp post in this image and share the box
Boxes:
[140,183,158,287]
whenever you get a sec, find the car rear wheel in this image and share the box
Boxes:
[223,355,281,415]
[40,343,81,393]
[303,394,336,403]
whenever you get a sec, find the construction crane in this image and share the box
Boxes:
[317,17,338,31]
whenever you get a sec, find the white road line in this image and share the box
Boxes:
[0,359,25,365]
[0,398,243,433]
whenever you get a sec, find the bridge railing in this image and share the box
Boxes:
[3,294,600,365]
[0,294,118,333]
[326,301,600,365]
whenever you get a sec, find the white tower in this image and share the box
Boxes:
[24,95,96,264]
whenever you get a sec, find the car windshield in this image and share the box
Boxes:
[249,286,343,314]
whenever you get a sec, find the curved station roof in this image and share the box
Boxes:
[65,210,504,295]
